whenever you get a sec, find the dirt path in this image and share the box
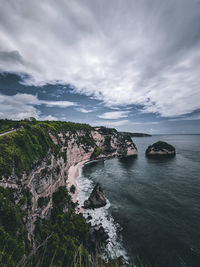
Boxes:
[0,129,16,137]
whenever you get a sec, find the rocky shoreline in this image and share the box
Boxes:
[83,183,107,209]
[74,158,129,262]
[67,160,88,211]
[70,139,177,263]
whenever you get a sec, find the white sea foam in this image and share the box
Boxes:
[77,164,129,261]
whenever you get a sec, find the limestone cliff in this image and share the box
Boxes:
[0,123,137,242]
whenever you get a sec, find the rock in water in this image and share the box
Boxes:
[83,183,107,209]
[146,141,176,157]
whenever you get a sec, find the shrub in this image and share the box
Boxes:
[70,184,76,194]
[91,146,102,159]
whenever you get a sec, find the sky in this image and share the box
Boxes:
[0,0,200,134]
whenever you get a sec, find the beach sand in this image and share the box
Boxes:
[67,160,88,212]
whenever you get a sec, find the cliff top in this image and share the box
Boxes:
[146,141,176,152]
[0,118,92,134]
[0,119,136,179]
[120,131,152,137]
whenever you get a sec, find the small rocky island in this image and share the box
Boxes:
[83,183,107,209]
[146,141,176,157]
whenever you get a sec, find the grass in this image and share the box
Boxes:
[0,120,96,179]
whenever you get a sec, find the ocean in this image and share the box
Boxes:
[77,135,200,267]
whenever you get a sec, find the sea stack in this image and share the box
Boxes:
[145,141,176,157]
[83,183,107,209]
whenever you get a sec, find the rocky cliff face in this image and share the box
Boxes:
[83,183,107,209]
[0,126,137,241]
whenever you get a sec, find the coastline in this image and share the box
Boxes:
[66,155,137,261]
[67,159,100,209]
[67,160,88,208]
[67,157,116,205]
[67,154,137,207]
[75,158,129,261]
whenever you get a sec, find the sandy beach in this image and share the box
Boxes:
[67,160,88,209]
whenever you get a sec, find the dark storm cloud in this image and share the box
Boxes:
[0,0,200,118]
[0,50,23,64]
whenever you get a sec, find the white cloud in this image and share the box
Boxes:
[93,119,159,128]
[40,115,58,121]
[0,0,200,117]
[94,120,129,127]
[132,121,159,125]
[0,93,40,120]
[0,93,75,120]
[41,100,76,108]
[75,107,93,113]
[98,111,130,120]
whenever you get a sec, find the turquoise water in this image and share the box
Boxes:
[80,135,200,266]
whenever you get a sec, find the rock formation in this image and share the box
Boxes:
[0,120,139,265]
[0,122,137,240]
[83,183,107,209]
[146,141,176,157]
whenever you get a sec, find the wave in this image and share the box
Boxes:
[77,164,129,261]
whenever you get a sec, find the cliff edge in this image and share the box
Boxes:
[0,120,137,242]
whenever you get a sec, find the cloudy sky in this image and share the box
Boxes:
[0,0,200,134]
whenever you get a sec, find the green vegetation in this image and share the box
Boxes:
[0,119,93,179]
[31,187,89,267]
[41,167,50,177]
[0,119,140,266]
[0,119,99,264]
[37,196,45,208]
[96,126,117,136]
[55,165,61,175]
[0,120,136,180]
[104,135,112,153]
[0,119,92,135]
[90,146,102,159]
[0,119,22,134]
[0,125,52,179]
[37,196,49,208]
[70,184,76,194]
[76,132,95,149]
[120,131,152,137]
[0,187,31,266]
[0,186,90,267]
[61,151,67,163]
[146,141,175,153]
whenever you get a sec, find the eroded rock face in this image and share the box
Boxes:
[91,127,138,158]
[83,183,107,209]
[146,141,176,157]
[0,126,137,240]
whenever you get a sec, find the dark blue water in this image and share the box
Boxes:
[82,135,200,267]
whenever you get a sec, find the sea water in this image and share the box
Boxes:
[77,135,200,267]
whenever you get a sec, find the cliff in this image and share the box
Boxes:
[120,131,152,137]
[0,120,137,266]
